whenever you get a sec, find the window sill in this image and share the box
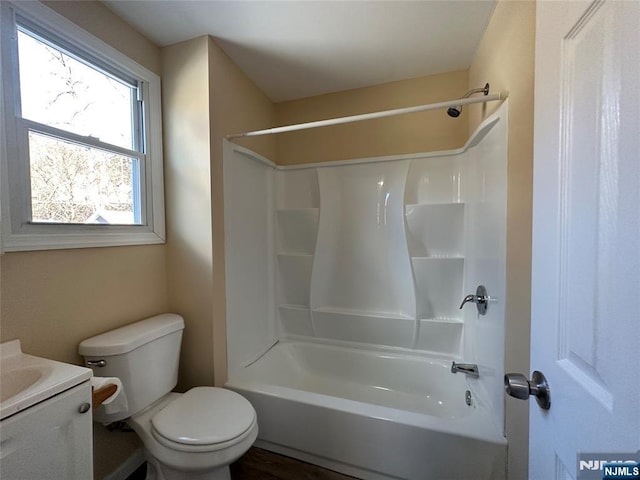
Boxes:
[2,229,165,252]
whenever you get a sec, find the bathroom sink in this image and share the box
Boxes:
[0,340,92,420]
[1,367,47,402]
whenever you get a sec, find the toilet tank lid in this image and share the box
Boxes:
[79,313,184,357]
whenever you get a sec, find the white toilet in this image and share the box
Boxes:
[79,313,257,480]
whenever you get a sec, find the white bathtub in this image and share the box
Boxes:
[226,340,506,480]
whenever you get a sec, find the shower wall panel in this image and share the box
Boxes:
[461,111,508,433]
[223,142,278,374]
[274,154,470,355]
[225,103,507,372]
[308,161,417,347]
[404,155,466,356]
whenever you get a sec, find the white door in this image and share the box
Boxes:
[530,1,640,479]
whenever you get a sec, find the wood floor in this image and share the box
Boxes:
[230,447,360,480]
[126,448,359,480]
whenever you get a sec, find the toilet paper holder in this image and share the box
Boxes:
[92,383,118,409]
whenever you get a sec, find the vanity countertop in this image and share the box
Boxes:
[0,340,92,420]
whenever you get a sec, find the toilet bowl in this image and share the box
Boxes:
[79,314,258,480]
[130,389,258,480]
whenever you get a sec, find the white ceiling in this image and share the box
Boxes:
[104,1,496,102]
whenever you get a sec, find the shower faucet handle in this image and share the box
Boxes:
[459,285,489,315]
[459,294,477,308]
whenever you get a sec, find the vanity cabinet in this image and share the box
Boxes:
[0,381,93,479]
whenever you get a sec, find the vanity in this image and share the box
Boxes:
[0,340,93,479]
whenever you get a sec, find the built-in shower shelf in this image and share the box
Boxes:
[277,208,320,213]
[411,255,464,260]
[311,307,414,321]
[405,202,465,209]
[280,304,310,310]
[311,308,415,348]
[415,317,463,355]
[419,317,463,324]
[277,253,314,258]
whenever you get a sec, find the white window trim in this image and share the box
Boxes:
[0,1,165,252]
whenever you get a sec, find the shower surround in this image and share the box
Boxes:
[224,103,508,479]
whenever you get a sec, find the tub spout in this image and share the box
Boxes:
[451,361,479,378]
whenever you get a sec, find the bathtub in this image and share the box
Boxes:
[226,340,506,480]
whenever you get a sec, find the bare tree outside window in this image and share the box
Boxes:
[18,28,140,224]
[29,133,135,224]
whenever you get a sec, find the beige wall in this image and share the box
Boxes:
[162,36,216,390]
[208,37,276,386]
[1,246,168,363]
[0,2,165,478]
[43,1,160,74]
[2,2,534,478]
[208,38,277,162]
[467,2,536,479]
[275,70,469,165]
[161,36,276,388]
[1,3,166,357]
[0,0,166,384]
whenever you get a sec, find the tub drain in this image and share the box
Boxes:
[465,390,473,406]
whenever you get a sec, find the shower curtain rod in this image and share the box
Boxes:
[226,92,506,139]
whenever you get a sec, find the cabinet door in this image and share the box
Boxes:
[1,381,93,479]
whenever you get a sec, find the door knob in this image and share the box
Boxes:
[504,371,551,410]
[459,285,488,315]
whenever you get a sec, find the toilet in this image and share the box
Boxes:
[79,313,257,480]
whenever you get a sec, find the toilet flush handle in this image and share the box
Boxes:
[87,359,106,368]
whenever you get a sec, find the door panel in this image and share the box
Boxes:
[531,1,640,479]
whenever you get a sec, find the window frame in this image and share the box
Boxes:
[0,1,165,251]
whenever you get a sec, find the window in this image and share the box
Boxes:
[0,1,164,251]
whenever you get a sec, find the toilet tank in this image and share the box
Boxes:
[79,313,184,423]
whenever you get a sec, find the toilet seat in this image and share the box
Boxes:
[150,387,256,453]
